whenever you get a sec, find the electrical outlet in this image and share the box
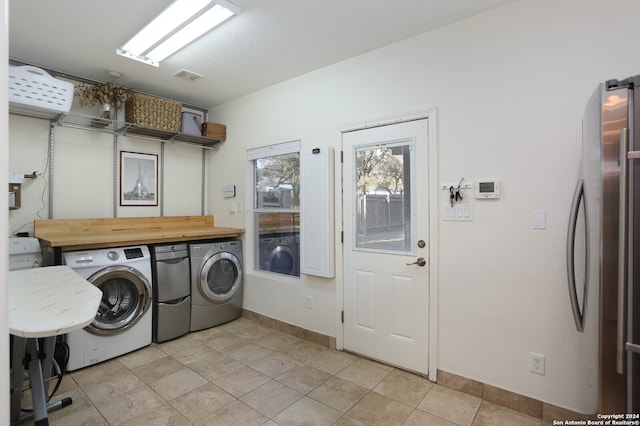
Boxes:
[529,352,545,375]
[305,296,313,310]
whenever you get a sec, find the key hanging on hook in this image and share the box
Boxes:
[455,178,464,202]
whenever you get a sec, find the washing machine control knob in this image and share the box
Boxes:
[107,251,119,261]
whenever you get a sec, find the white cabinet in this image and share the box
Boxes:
[300,147,335,278]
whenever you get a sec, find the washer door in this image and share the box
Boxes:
[85,266,152,336]
[266,245,296,276]
[199,252,242,302]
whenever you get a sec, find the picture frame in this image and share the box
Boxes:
[120,151,158,206]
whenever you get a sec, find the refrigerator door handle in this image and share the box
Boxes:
[627,342,640,354]
[567,178,587,332]
[617,127,630,374]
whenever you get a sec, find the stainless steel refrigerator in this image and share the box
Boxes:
[567,75,640,414]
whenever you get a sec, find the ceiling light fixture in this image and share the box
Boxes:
[116,0,240,67]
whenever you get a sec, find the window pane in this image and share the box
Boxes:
[256,212,300,277]
[255,153,300,209]
[253,144,300,277]
[354,143,412,253]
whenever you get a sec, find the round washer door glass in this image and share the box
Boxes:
[200,252,242,302]
[86,266,152,336]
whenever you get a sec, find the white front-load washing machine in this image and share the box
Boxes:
[63,245,153,371]
[189,239,243,331]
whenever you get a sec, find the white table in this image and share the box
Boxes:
[8,265,102,425]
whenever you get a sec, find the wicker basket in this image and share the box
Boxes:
[125,93,181,131]
[202,122,227,141]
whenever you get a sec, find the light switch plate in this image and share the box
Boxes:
[442,204,473,221]
[223,184,236,198]
[532,210,546,229]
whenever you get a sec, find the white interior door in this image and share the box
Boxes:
[342,119,429,375]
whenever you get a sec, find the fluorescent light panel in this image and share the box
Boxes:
[117,0,239,66]
[122,0,211,56]
[148,5,234,62]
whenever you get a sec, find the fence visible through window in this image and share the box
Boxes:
[354,141,413,253]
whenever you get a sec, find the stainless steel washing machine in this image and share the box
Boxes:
[259,232,299,277]
[63,246,152,371]
[189,239,243,331]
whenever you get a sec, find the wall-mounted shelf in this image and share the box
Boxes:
[9,107,223,148]
[9,103,64,121]
[118,123,178,140]
[9,102,217,219]
[174,132,221,146]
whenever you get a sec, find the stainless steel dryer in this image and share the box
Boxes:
[189,240,243,331]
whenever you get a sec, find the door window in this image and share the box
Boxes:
[85,266,151,335]
[96,278,139,325]
[200,252,242,301]
[206,257,238,295]
[353,140,415,255]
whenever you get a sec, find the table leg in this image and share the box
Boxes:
[40,337,56,397]
[13,337,73,426]
[10,336,26,424]
[27,338,49,425]
[53,247,63,266]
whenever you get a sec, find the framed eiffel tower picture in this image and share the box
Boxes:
[120,151,158,206]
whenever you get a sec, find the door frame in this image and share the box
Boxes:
[335,108,439,381]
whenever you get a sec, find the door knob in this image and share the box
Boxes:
[406,257,426,267]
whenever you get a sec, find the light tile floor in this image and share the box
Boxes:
[19,317,542,425]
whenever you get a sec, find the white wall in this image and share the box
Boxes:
[8,104,207,235]
[207,0,640,413]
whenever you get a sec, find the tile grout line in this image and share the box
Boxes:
[47,319,541,425]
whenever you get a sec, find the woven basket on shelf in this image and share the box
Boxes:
[125,93,181,131]
[202,122,227,141]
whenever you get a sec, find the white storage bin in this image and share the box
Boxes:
[9,65,74,116]
[181,111,203,136]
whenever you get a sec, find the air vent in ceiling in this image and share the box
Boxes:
[173,69,204,81]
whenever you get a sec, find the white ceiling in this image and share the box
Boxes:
[9,0,515,108]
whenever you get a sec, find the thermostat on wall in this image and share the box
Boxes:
[475,180,500,199]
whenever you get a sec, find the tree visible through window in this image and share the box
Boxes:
[355,142,412,253]
[356,145,405,196]
[256,153,300,209]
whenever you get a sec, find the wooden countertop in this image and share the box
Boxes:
[35,216,244,251]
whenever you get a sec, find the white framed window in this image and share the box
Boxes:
[248,140,301,277]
